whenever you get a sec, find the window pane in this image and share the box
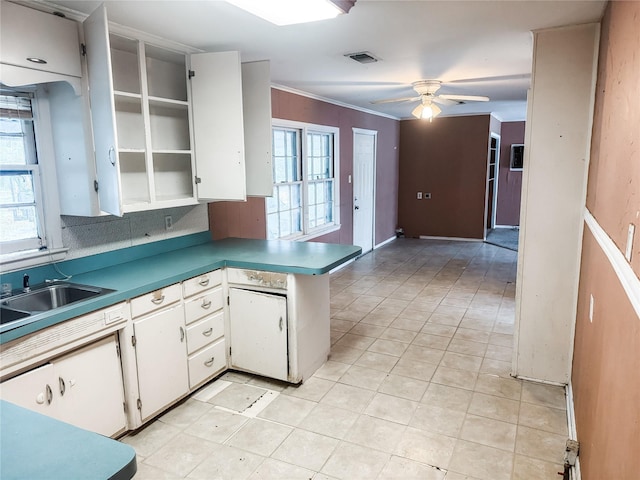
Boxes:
[0,206,38,242]
[267,212,279,239]
[291,184,301,208]
[273,129,286,157]
[266,191,278,214]
[279,210,291,237]
[0,172,35,205]
[292,207,301,233]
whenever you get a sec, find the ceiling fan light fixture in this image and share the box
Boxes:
[225,0,347,26]
[412,101,441,121]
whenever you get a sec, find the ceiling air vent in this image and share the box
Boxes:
[345,51,379,64]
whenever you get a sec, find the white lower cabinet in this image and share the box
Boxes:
[132,303,189,421]
[0,335,126,437]
[228,287,288,381]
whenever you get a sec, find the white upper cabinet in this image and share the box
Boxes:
[83,5,197,216]
[82,5,253,215]
[0,1,81,88]
[242,61,274,197]
[190,52,246,201]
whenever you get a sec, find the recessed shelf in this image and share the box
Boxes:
[145,43,187,102]
[148,96,189,107]
[110,34,140,95]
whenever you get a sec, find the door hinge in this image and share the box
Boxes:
[123,401,127,414]
[227,295,230,305]
[137,398,142,410]
[188,69,195,79]
[229,346,232,357]
[131,335,136,347]
[115,343,121,358]
[81,43,87,56]
[94,180,99,192]
[195,176,201,184]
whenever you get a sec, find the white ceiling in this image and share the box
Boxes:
[44,0,606,121]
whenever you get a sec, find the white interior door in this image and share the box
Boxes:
[352,129,377,254]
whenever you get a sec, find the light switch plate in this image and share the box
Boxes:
[417,192,422,199]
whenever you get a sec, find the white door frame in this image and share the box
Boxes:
[485,132,501,236]
[352,128,377,253]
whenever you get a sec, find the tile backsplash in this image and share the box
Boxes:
[62,204,208,260]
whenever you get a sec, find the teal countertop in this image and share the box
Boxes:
[1,238,361,344]
[0,400,136,480]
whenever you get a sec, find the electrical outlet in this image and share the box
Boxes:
[164,215,173,230]
[417,192,422,200]
[424,192,432,199]
[589,294,594,323]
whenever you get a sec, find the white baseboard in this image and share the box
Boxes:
[494,224,520,229]
[375,236,396,249]
[418,235,483,242]
[566,382,582,480]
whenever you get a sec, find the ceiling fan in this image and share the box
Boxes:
[372,80,490,120]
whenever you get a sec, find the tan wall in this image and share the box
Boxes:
[573,231,640,478]
[397,115,491,239]
[496,121,524,226]
[572,2,640,479]
[585,1,640,275]
[209,88,400,246]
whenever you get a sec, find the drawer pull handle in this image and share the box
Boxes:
[151,295,165,305]
[180,326,185,342]
[202,328,213,336]
[198,278,210,286]
[201,300,212,309]
[279,316,283,332]
[59,377,66,396]
[204,357,215,367]
[46,384,53,405]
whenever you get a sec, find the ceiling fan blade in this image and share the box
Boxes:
[432,96,457,106]
[370,95,420,104]
[438,94,490,102]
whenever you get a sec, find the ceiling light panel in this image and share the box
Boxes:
[225,0,344,26]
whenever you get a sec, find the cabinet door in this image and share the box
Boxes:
[54,335,126,437]
[0,1,81,78]
[242,61,273,196]
[229,288,288,381]
[83,5,124,216]
[133,304,189,421]
[190,51,246,201]
[0,363,56,416]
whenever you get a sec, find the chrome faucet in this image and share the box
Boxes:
[23,274,30,293]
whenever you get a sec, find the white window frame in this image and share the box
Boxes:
[0,86,66,272]
[269,119,340,241]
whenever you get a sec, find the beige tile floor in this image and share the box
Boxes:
[125,238,568,480]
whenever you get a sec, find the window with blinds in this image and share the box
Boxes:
[0,91,46,254]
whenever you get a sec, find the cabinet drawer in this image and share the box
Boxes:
[227,268,287,290]
[186,312,224,355]
[130,283,181,319]
[184,286,224,324]
[188,339,226,389]
[183,270,222,298]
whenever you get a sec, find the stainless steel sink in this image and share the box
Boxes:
[0,283,115,326]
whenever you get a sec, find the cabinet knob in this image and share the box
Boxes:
[179,326,185,342]
[59,377,66,396]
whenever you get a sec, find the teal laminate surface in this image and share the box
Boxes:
[1,238,361,343]
[0,401,136,480]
